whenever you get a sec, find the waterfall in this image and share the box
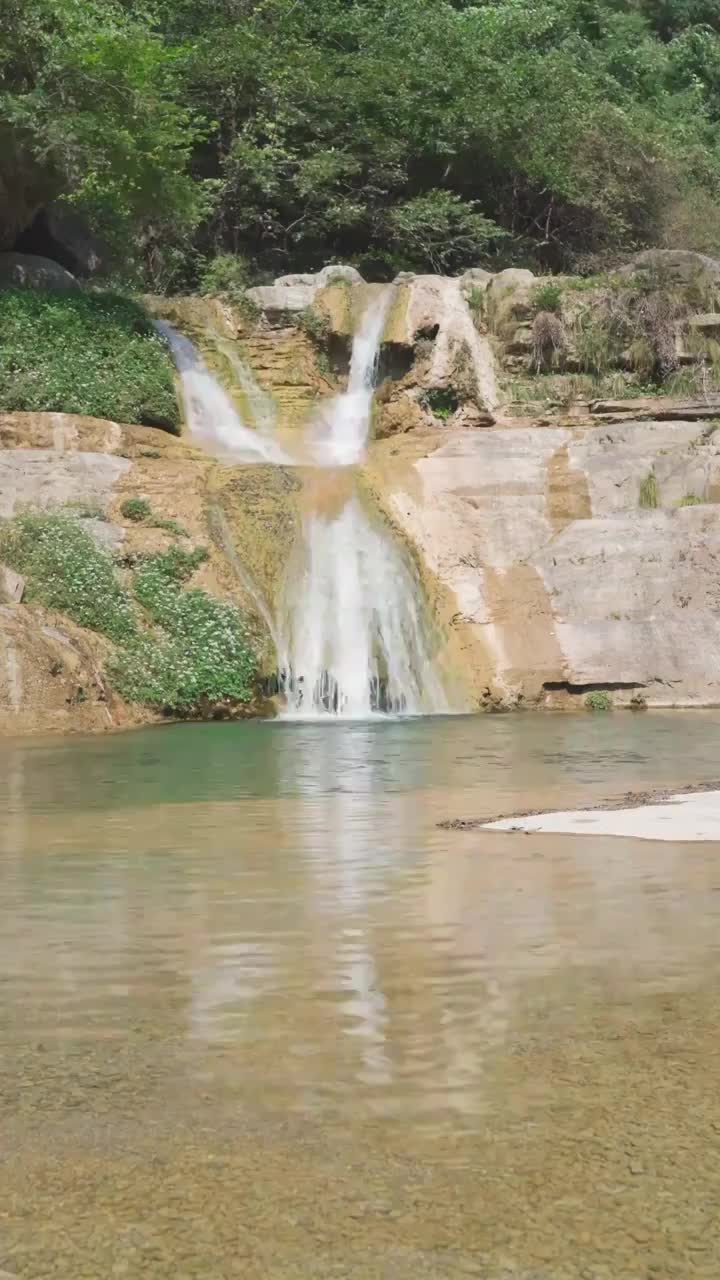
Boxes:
[160,290,451,720]
[306,288,390,467]
[277,287,449,718]
[155,321,289,464]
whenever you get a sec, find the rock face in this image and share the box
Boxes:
[0,602,122,737]
[369,410,720,709]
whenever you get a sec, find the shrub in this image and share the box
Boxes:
[295,306,330,343]
[199,254,251,300]
[678,493,703,506]
[420,387,458,420]
[532,312,566,372]
[0,290,179,430]
[112,576,256,712]
[386,190,506,274]
[0,513,136,642]
[532,282,563,314]
[574,310,622,375]
[585,690,612,712]
[639,472,658,509]
[121,497,152,522]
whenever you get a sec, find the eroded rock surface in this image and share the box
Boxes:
[369,414,720,709]
[0,412,280,735]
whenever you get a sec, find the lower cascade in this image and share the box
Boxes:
[162,288,449,719]
[277,492,448,717]
[277,287,448,719]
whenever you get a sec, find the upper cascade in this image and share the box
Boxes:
[306,285,394,467]
[154,320,290,464]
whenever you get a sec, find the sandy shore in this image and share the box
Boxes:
[441,780,720,841]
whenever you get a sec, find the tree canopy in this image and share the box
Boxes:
[2,0,720,281]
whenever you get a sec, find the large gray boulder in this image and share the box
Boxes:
[247,264,365,321]
[620,249,720,283]
[43,203,107,276]
[0,252,78,291]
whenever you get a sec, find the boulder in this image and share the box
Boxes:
[485,268,536,337]
[1,566,25,604]
[459,268,493,289]
[246,283,315,320]
[620,249,720,283]
[318,264,363,286]
[0,251,78,291]
[17,203,108,276]
[248,264,364,323]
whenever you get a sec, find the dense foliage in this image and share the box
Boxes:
[0,513,258,714]
[2,0,720,279]
[0,512,136,641]
[0,290,179,427]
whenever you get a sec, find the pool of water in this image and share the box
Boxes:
[1,713,720,1277]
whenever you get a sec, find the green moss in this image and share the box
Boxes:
[639,472,658,509]
[585,690,612,712]
[0,290,179,430]
[421,387,459,419]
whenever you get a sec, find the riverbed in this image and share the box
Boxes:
[1,713,719,1277]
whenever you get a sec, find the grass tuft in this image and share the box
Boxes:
[639,472,658,509]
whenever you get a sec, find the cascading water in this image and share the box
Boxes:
[155,321,289,464]
[160,290,451,720]
[305,287,389,467]
[277,288,449,718]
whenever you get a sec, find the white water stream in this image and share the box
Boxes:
[155,321,289,463]
[160,291,450,719]
[277,288,448,718]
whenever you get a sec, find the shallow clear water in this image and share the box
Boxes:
[2,713,720,1278]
